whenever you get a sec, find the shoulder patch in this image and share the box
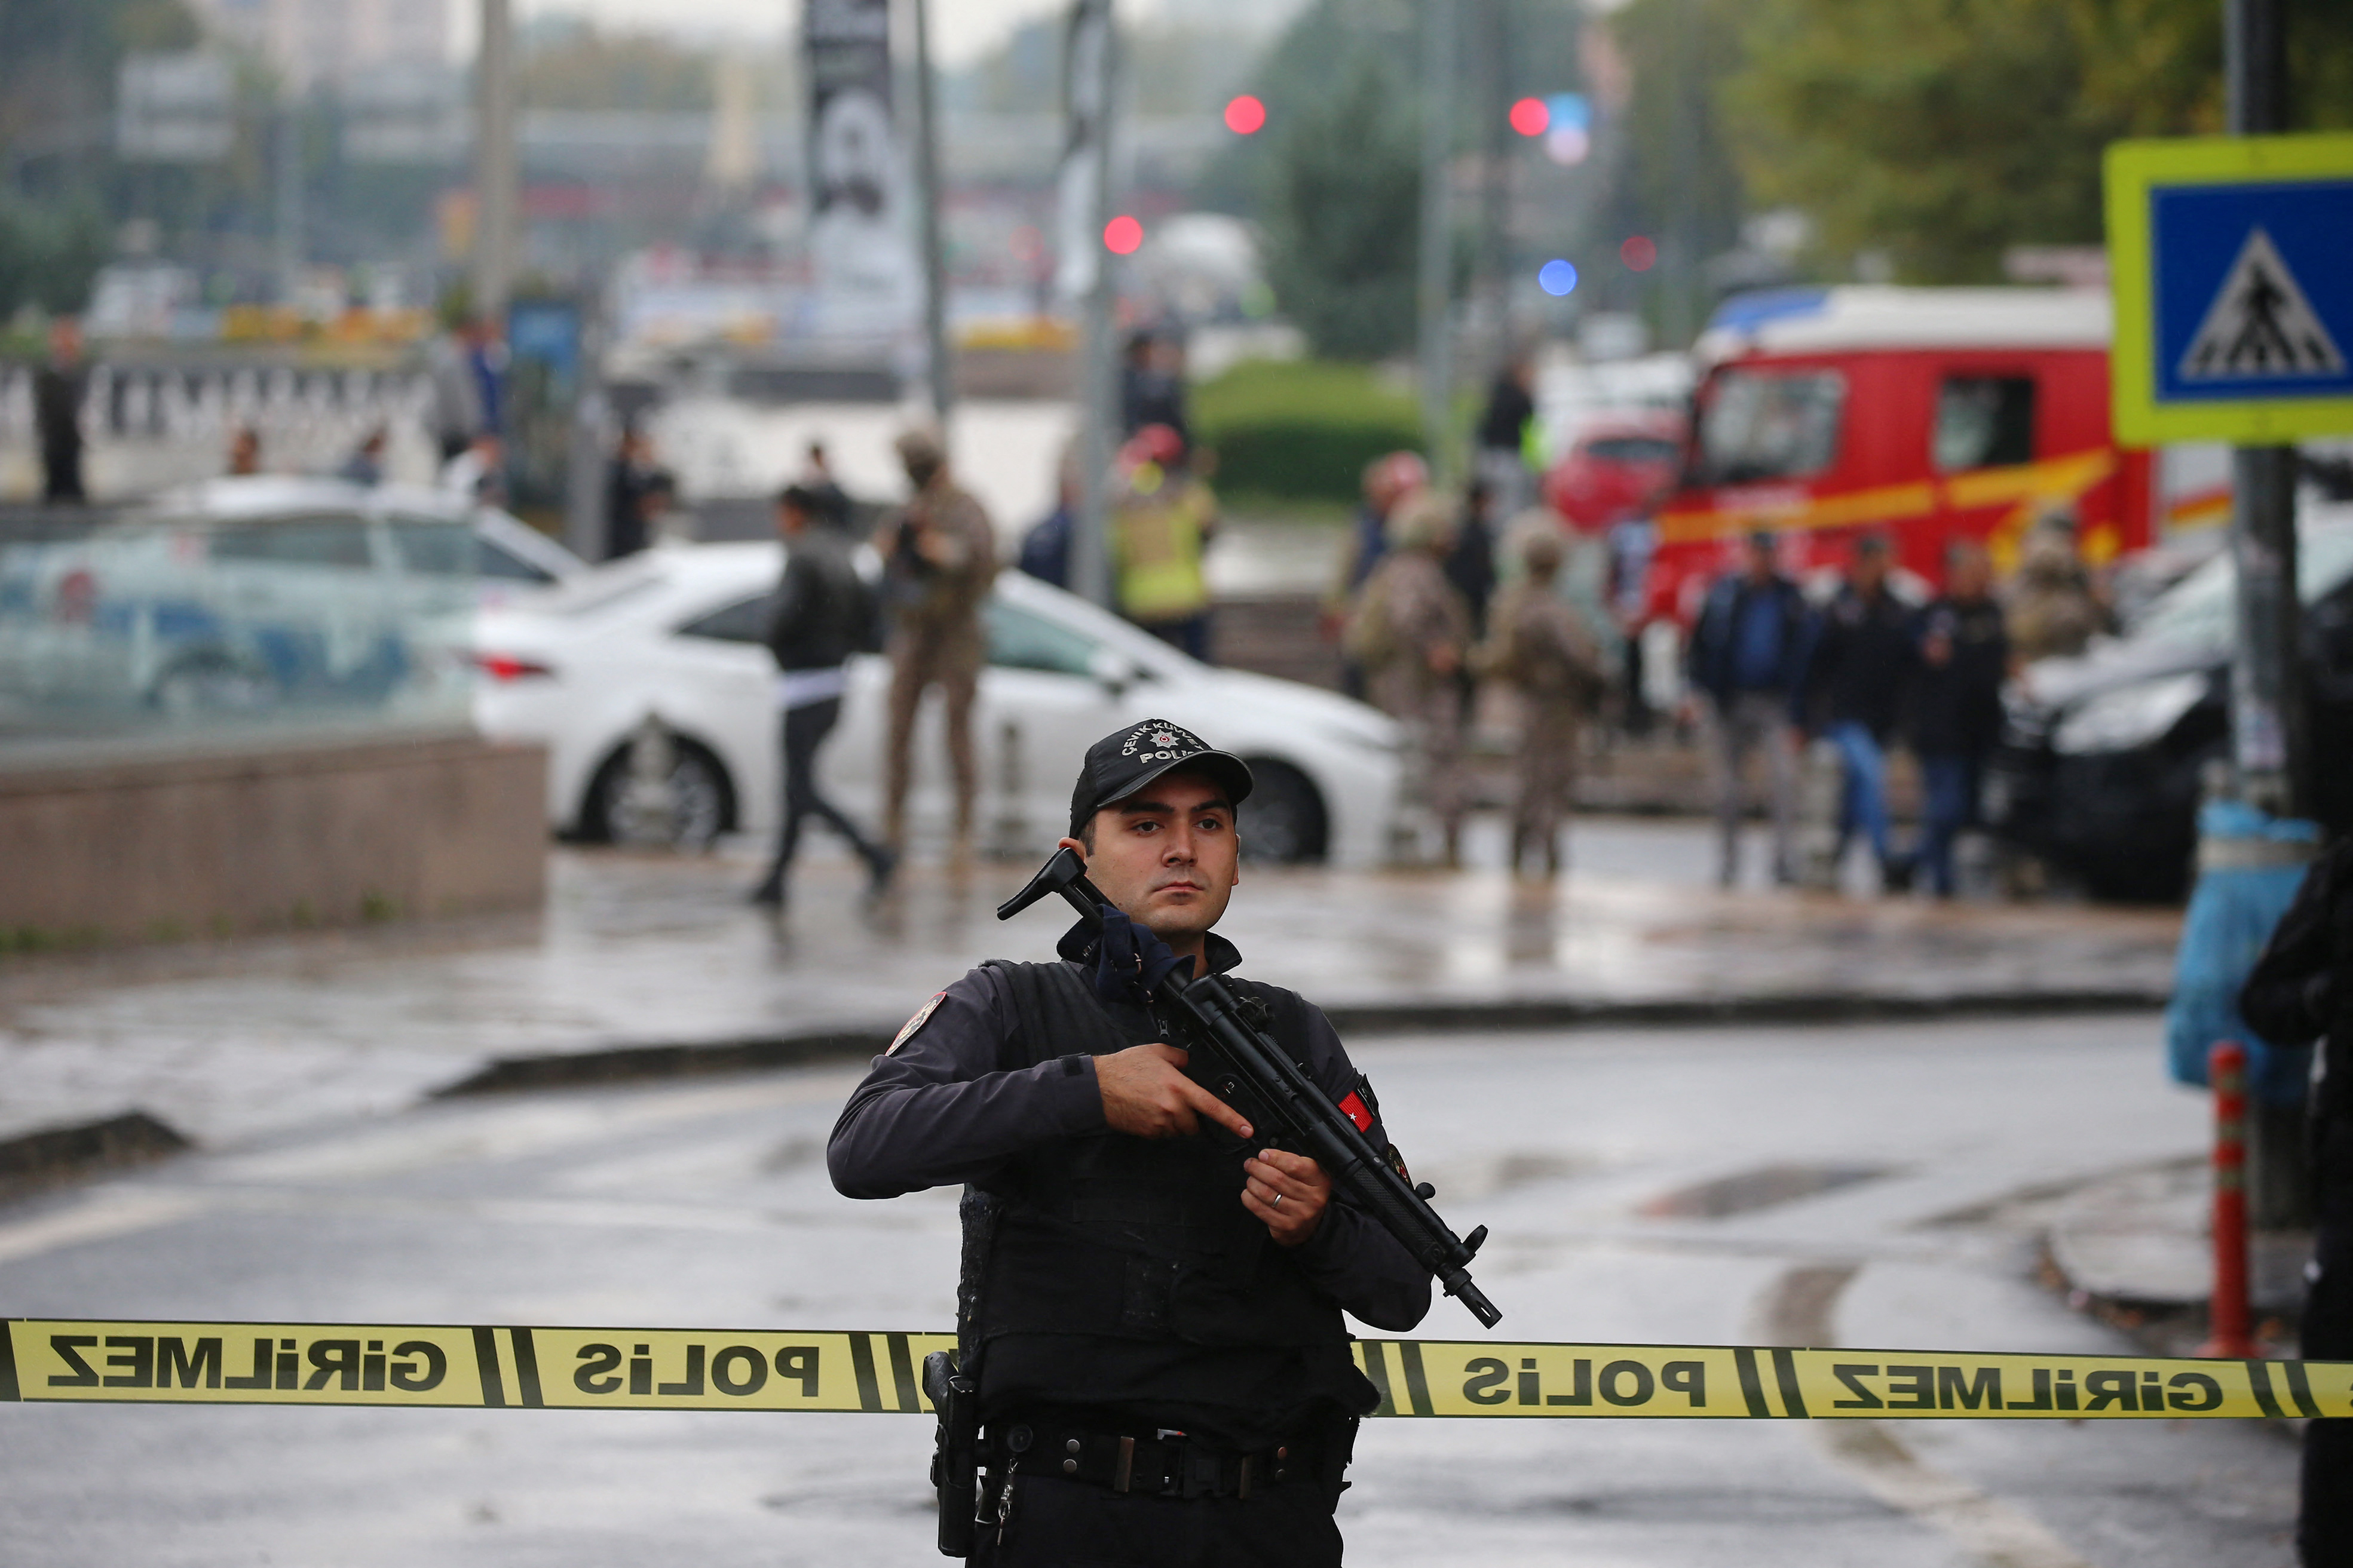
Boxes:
[888,992,946,1054]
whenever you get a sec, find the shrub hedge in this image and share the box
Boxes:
[1193,360,1422,503]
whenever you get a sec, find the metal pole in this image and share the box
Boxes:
[1417,0,1457,479]
[474,0,519,323]
[1475,0,1509,379]
[1660,0,1699,348]
[274,94,304,302]
[1067,0,1119,611]
[2224,0,2310,1230]
[911,0,954,429]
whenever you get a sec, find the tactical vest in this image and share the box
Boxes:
[967,961,1352,1374]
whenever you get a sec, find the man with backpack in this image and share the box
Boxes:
[751,484,896,909]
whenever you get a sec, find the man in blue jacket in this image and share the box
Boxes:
[1687,530,1813,886]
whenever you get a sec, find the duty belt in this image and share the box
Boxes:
[994,1419,1317,1499]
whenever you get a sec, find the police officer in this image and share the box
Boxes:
[828,720,1432,1565]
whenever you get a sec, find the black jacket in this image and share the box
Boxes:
[764,532,872,672]
[1908,594,2009,756]
[1803,584,1919,738]
[826,934,1429,1449]
[2241,839,2353,1122]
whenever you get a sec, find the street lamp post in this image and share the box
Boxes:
[474,0,519,324]
[911,0,954,432]
[1417,0,1456,480]
[2223,0,2309,1229]
[1064,0,1119,612]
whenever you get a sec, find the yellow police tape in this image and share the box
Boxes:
[4,1320,2340,1420]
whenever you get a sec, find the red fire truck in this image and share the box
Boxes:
[1645,287,2226,621]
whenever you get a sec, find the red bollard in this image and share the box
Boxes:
[2199,1040,2259,1360]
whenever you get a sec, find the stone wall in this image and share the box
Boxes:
[0,732,547,945]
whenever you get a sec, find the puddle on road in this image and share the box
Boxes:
[1640,1162,1895,1219]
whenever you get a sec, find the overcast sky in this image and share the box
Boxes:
[452,0,1081,67]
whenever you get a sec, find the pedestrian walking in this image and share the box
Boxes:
[1473,351,1537,519]
[226,424,264,477]
[1445,479,1499,642]
[33,317,87,504]
[1800,533,1920,889]
[605,425,657,559]
[427,314,495,464]
[2006,511,2110,664]
[1908,541,2008,898]
[1478,526,1606,877]
[1119,329,1189,444]
[876,428,997,862]
[338,424,389,486]
[797,439,855,532]
[750,484,896,909]
[1686,530,1813,886]
[1347,490,1474,866]
[2240,843,2353,1566]
[1323,450,1427,701]
[1016,456,1077,590]
[1111,424,1218,661]
[828,720,1430,1566]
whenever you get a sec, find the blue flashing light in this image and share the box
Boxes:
[1539,259,1579,297]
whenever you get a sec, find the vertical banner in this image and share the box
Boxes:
[803,0,918,340]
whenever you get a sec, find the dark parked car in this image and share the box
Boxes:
[1984,504,2353,902]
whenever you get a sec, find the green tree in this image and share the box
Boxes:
[1725,0,2353,282]
[1260,50,1423,359]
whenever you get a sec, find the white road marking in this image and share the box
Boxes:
[1759,1263,2094,1568]
[0,1190,207,1267]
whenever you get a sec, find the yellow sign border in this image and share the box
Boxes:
[2106,133,2353,446]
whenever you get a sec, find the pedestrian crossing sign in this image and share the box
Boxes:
[2106,134,2353,445]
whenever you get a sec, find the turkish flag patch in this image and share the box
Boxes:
[1337,1090,1374,1134]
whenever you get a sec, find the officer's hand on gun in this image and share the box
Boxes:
[1096,1042,1332,1245]
[1098,1043,1251,1140]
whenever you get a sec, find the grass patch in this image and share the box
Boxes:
[1194,360,1422,504]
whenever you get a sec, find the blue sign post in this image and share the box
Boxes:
[2107,134,2353,445]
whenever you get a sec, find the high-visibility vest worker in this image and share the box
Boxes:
[1114,467,1217,623]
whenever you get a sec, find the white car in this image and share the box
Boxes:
[0,477,586,722]
[471,542,1406,864]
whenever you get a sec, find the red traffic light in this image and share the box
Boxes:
[1104,214,1144,255]
[1223,95,1267,136]
[1508,97,1549,137]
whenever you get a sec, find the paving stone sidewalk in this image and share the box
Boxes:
[0,818,2183,1156]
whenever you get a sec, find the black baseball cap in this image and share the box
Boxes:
[1068,720,1254,836]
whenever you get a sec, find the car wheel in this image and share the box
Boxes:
[1237,759,1328,864]
[150,655,278,717]
[586,739,734,851]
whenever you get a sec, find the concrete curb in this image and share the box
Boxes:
[0,1112,192,1198]
[434,987,2171,1097]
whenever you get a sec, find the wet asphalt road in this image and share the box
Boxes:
[0,1014,2296,1567]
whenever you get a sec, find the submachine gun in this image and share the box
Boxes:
[924,846,1502,1553]
[992,847,1501,1327]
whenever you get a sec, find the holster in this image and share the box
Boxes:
[924,1351,980,1558]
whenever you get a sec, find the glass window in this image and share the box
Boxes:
[986,598,1100,676]
[208,515,374,569]
[1583,436,1682,467]
[678,592,773,644]
[1934,376,2037,471]
[1695,369,1845,485]
[388,517,476,577]
[477,539,554,583]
